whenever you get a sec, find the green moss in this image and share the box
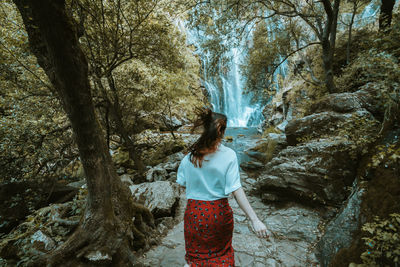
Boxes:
[261,126,281,137]
[253,138,278,163]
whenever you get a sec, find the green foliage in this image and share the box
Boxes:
[368,143,400,169]
[361,213,400,266]
[337,49,400,93]
[0,0,203,182]
[242,19,296,98]
[336,113,381,159]
[0,1,77,183]
[261,125,281,136]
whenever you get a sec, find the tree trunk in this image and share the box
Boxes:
[12,0,155,265]
[321,0,340,94]
[106,74,147,176]
[379,0,396,30]
[346,2,357,65]
[321,41,336,94]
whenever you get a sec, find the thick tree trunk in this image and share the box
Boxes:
[379,0,396,30]
[12,0,155,265]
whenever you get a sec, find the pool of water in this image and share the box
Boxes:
[221,127,262,168]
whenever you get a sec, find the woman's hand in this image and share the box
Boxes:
[250,218,270,239]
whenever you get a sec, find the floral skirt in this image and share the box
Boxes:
[184,198,235,266]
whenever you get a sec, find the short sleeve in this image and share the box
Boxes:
[224,152,242,195]
[176,156,186,186]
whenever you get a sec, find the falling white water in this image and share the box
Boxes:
[180,21,265,127]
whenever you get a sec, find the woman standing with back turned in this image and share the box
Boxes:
[176,107,270,267]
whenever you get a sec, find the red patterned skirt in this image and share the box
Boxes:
[184,198,235,266]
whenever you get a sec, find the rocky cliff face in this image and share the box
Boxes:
[253,83,383,207]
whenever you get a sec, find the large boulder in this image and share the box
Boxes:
[307,82,382,118]
[315,183,365,266]
[245,133,288,164]
[254,137,358,206]
[129,181,180,218]
[285,109,379,146]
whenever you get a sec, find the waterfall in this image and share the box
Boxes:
[181,22,265,127]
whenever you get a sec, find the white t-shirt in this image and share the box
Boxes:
[176,143,242,200]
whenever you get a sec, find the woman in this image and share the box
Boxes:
[176,107,269,267]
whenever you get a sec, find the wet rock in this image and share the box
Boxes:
[254,138,357,206]
[316,182,365,266]
[129,181,180,218]
[265,205,321,243]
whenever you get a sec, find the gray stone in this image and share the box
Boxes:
[145,165,168,182]
[316,182,365,266]
[165,152,185,163]
[129,181,179,218]
[120,174,134,186]
[245,134,287,165]
[285,109,379,146]
[240,161,265,171]
[67,180,86,188]
[255,138,358,205]
[164,161,179,172]
[237,252,255,266]
[158,115,183,131]
[265,258,280,267]
[308,82,382,116]
[31,230,56,251]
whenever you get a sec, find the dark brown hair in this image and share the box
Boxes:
[188,106,227,168]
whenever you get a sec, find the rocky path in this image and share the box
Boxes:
[136,171,322,267]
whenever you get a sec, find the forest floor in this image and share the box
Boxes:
[135,169,323,267]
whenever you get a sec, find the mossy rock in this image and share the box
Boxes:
[261,126,281,138]
[251,139,278,164]
[224,136,234,142]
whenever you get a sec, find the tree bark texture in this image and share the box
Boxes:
[12,0,155,265]
[379,0,396,30]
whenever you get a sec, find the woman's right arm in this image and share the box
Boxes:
[232,187,269,239]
